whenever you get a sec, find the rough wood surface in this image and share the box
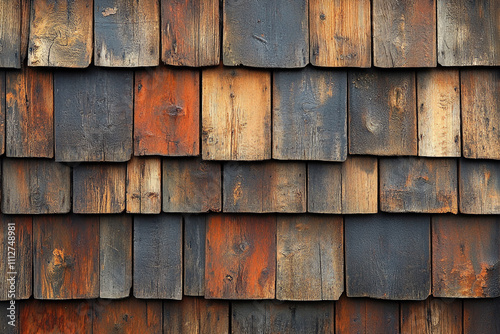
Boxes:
[417,68,461,157]
[2,159,71,214]
[461,69,500,159]
[33,215,99,299]
[73,163,126,214]
[126,156,161,214]
[54,67,133,162]
[276,215,343,301]
[100,215,132,299]
[162,0,219,66]
[273,67,347,161]
[308,156,377,214]
[164,297,229,334]
[380,157,458,213]
[438,0,499,66]
[0,1,21,68]
[433,215,500,298]
[310,0,371,67]
[134,214,182,299]
[459,159,500,214]
[20,0,29,62]
[223,0,308,68]
[0,71,5,155]
[373,0,436,67]
[135,66,199,156]
[6,67,54,158]
[463,299,500,334]
[205,214,276,299]
[202,66,271,160]
[163,158,221,213]
[184,215,206,296]
[0,301,18,334]
[223,161,306,213]
[94,0,159,67]
[401,297,462,334]
[349,70,417,155]
[28,0,92,67]
[345,214,431,300]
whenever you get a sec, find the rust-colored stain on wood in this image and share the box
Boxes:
[460,159,500,214]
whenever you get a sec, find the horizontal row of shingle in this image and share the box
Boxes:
[1,0,499,68]
[3,296,499,334]
[0,66,498,161]
[2,214,499,302]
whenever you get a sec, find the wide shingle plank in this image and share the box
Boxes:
[459,159,500,214]
[0,1,21,68]
[184,215,206,296]
[401,298,462,333]
[126,157,161,214]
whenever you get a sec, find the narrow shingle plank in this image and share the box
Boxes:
[459,159,500,214]
[0,1,21,68]
[0,71,5,155]
[126,157,161,214]
[184,215,206,296]
[401,298,462,333]
[0,301,18,333]
[464,299,500,334]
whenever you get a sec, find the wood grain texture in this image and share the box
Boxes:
[0,1,21,68]
[126,156,161,214]
[438,0,500,66]
[349,70,417,155]
[28,0,92,67]
[380,157,458,213]
[345,214,431,300]
[94,0,159,67]
[310,0,371,67]
[164,297,229,334]
[232,301,334,333]
[0,301,19,334]
[464,298,500,334]
[134,214,182,299]
[223,0,308,68]
[93,298,162,333]
[461,69,500,159]
[54,67,133,162]
[276,215,343,301]
[33,215,99,299]
[73,163,126,214]
[134,65,199,156]
[163,158,221,213]
[373,0,436,67]
[0,71,6,156]
[273,67,347,161]
[184,215,206,296]
[2,159,71,214]
[20,0,29,62]
[223,161,306,213]
[0,215,32,300]
[308,156,377,214]
[401,297,462,334]
[205,214,276,299]
[202,66,271,160]
[6,67,54,158]
[100,215,132,299]
[336,294,399,334]
[417,68,460,157]
[459,159,500,214]
[433,215,500,298]
[162,0,219,66]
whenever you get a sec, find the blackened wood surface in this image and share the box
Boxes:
[223,162,306,213]
[459,159,500,214]
[0,1,21,68]
[349,70,417,155]
[184,215,206,296]
[463,299,500,334]
[163,297,229,334]
[33,215,99,299]
[28,0,92,67]
[202,66,271,160]
[273,67,347,161]
[0,301,18,334]
[0,215,32,300]
[6,67,54,158]
[94,0,159,67]
[2,159,71,214]
[276,215,343,301]
[0,71,5,155]
[126,156,161,214]
[100,215,132,299]
[232,301,334,333]
[401,298,462,334]
[134,214,182,299]
[135,66,199,156]
[345,214,431,300]
[205,214,276,299]
[162,0,219,66]
[20,0,29,62]
[73,163,126,214]
[163,158,221,213]
[433,215,500,297]
[54,67,133,162]
[373,0,436,67]
[310,0,371,67]
[461,69,500,159]
[380,157,458,213]
[223,0,308,68]
[438,0,499,66]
